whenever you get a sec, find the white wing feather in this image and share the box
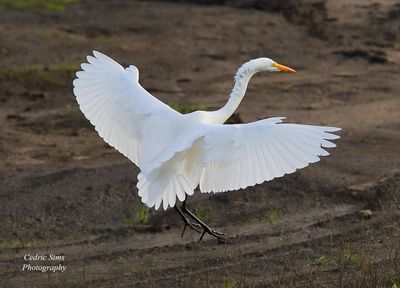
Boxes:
[73,51,189,174]
[197,118,340,192]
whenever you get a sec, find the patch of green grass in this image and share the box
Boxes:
[0,38,9,55]
[342,248,361,264]
[266,209,280,225]
[0,62,80,92]
[136,206,150,224]
[194,208,208,222]
[309,255,334,267]
[51,62,80,73]
[112,255,137,274]
[0,0,78,12]
[145,256,159,268]
[311,247,360,273]
[0,239,34,250]
[277,234,287,245]
[113,256,125,265]
[225,277,234,288]
[122,215,134,230]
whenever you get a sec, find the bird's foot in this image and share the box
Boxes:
[174,206,202,237]
[198,224,226,242]
[180,201,226,242]
[180,219,202,237]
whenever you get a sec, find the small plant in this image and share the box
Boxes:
[113,256,125,265]
[140,256,159,269]
[0,62,80,92]
[122,215,134,230]
[391,280,399,288]
[277,235,287,245]
[136,206,150,224]
[266,209,280,225]
[0,0,79,12]
[194,208,208,222]
[225,277,234,288]
[342,248,361,264]
[309,255,334,266]
[0,239,33,250]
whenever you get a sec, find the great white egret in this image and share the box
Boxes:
[73,51,340,240]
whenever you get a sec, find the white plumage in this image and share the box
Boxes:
[73,51,340,211]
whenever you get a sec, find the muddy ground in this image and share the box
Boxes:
[0,0,399,287]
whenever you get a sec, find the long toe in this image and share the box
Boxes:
[211,230,225,236]
[181,202,227,241]
[199,228,226,242]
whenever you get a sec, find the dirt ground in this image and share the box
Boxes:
[1,0,400,287]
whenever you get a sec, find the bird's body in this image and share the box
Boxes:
[73,52,340,215]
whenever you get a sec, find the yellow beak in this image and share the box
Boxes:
[273,63,296,73]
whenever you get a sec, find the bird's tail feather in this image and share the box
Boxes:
[137,171,194,210]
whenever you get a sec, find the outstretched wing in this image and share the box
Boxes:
[197,117,340,192]
[73,51,184,172]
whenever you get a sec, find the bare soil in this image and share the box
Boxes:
[0,0,399,287]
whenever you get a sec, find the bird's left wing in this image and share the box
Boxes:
[73,51,186,172]
[197,117,340,192]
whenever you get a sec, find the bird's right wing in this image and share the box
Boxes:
[73,51,185,172]
[197,117,340,192]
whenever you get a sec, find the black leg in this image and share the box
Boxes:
[174,204,202,237]
[181,200,226,242]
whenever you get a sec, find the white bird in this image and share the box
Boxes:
[73,51,340,240]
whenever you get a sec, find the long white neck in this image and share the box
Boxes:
[207,59,266,124]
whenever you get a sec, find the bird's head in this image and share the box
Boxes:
[234,58,296,84]
[255,58,296,73]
